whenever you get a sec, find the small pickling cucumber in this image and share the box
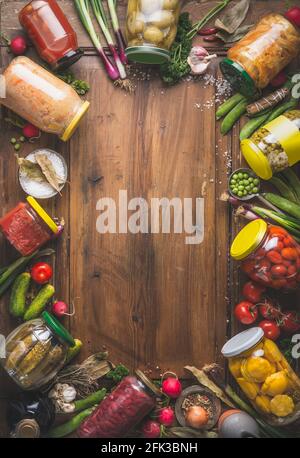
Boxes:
[9,272,31,318]
[24,284,55,321]
[65,339,83,364]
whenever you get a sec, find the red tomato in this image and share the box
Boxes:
[281,311,300,334]
[235,301,258,325]
[31,262,53,284]
[271,264,287,278]
[269,226,288,237]
[242,281,266,303]
[283,237,294,247]
[272,278,288,289]
[257,259,271,272]
[259,299,282,321]
[242,259,256,275]
[266,251,282,264]
[285,6,300,27]
[259,320,280,341]
[274,241,284,252]
[287,264,297,276]
[282,247,298,261]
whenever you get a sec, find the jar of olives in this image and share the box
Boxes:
[241,110,300,180]
[125,0,181,64]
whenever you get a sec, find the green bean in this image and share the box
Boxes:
[221,100,248,135]
[47,407,94,438]
[74,388,106,413]
[266,98,298,122]
[263,193,300,219]
[239,112,270,140]
[270,177,298,203]
[216,93,246,120]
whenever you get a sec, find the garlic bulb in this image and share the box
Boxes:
[188,46,217,75]
[62,386,77,403]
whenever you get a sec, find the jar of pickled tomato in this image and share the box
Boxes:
[78,370,161,438]
[126,0,181,64]
[220,14,300,97]
[0,196,59,256]
[19,0,83,70]
[230,219,300,291]
[222,328,300,425]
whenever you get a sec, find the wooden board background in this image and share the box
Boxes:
[0,0,295,437]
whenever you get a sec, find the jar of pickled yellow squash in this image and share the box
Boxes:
[125,0,181,64]
[222,328,300,426]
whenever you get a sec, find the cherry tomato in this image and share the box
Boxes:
[259,299,282,321]
[266,251,282,264]
[242,281,266,303]
[242,259,256,275]
[31,262,53,284]
[274,241,284,252]
[287,264,297,276]
[259,320,280,341]
[271,264,287,278]
[272,278,288,289]
[269,226,288,237]
[281,311,300,334]
[235,301,258,325]
[283,237,294,247]
[257,259,271,272]
[282,247,298,261]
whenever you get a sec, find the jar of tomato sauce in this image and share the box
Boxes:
[0,197,59,256]
[19,0,83,70]
[78,370,161,438]
[230,219,300,291]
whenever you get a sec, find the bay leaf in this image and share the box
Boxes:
[17,155,45,183]
[215,0,250,34]
[216,24,254,43]
[35,153,64,193]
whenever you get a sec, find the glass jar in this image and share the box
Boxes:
[231,219,300,291]
[1,57,89,141]
[19,0,83,70]
[222,328,300,425]
[0,196,59,256]
[2,312,75,390]
[220,14,300,97]
[125,0,181,64]
[241,110,300,180]
[78,370,161,438]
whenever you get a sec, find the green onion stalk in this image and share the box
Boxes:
[187,0,232,40]
[107,0,128,65]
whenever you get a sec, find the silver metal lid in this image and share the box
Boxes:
[221,328,264,358]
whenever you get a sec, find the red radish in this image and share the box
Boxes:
[162,374,182,399]
[270,71,288,88]
[141,419,161,438]
[52,301,69,318]
[22,123,40,139]
[285,6,300,27]
[10,36,27,55]
[158,407,175,427]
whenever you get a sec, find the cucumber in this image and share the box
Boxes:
[24,284,55,321]
[9,273,31,318]
[65,338,83,364]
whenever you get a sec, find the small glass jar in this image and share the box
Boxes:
[1,57,89,141]
[2,312,75,390]
[241,110,300,180]
[78,370,161,438]
[231,219,300,291]
[19,0,83,70]
[220,14,300,97]
[125,0,181,64]
[0,196,59,256]
[222,328,300,425]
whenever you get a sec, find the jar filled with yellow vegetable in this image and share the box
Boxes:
[222,328,300,425]
[125,0,181,64]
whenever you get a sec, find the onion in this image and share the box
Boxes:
[185,405,209,429]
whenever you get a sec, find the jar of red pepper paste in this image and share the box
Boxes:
[0,196,59,256]
[78,370,161,438]
[19,0,83,71]
[231,219,300,291]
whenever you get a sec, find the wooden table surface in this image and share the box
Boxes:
[0,0,294,437]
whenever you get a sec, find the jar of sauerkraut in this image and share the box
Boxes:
[220,14,300,97]
[241,110,300,179]
[126,0,181,64]
[1,57,89,141]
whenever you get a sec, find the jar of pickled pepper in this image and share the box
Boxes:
[230,219,300,291]
[222,328,300,424]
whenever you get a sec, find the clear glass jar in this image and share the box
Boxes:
[0,196,59,256]
[241,110,300,180]
[1,57,89,141]
[78,370,161,438]
[2,312,75,390]
[126,0,181,64]
[222,328,300,425]
[220,14,300,97]
[231,219,300,291]
[19,0,83,70]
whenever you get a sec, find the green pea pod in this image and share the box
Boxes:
[266,98,298,122]
[240,112,271,140]
[216,93,246,120]
[221,99,248,135]
[9,272,31,318]
[47,407,95,438]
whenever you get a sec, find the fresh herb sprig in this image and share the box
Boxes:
[56,71,90,95]
[106,364,129,383]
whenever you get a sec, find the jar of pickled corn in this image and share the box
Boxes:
[241,110,300,180]
[231,219,300,291]
[125,0,181,64]
[222,328,300,425]
[220,14,300,97]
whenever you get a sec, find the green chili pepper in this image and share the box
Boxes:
[47,407,95,438]
[74,388,106,412]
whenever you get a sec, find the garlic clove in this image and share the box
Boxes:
[62,386,77,403]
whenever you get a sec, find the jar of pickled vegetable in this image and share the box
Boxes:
[2,312,75,390]
[125,0,181,64]
[78,370,161,438]
[222,328,300,425]
[0,196,59,256]
[241,110,300,180]
[231,219,300,291]
[220,14,300,97]
[19,0,83,70]
[1,57,89,141]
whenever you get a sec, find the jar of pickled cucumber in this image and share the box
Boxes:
[222,328,300,425]
[125,0,181,64]
[241,110,300,180]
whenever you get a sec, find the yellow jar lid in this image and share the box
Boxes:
[60,100,90,142]
[26,196,59,234]
[241,139,273,180]
[230,219,268,260]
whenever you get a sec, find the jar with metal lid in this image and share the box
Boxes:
[220,14,300,97]
[0,196,59,256]
[1,312,75,390]
[125,0,181,64]
[241,110,300,180]
[1,57,89,141]
[222,328,300,425]
[19,0,83,70]
[231,219,300,291]
[78,369,161,438]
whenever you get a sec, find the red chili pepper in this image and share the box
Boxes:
[203,35,221,42]
[198,27,218,36]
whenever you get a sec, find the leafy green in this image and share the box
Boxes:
[106,364,129,383]
[278,338,294,365]
[56,71,90,95]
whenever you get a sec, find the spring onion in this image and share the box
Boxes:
[107,0,128,65]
